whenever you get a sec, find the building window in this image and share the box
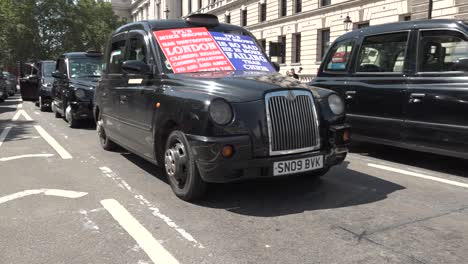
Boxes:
[225,14,231,23]
[292,33,301,63]
[400,14,411,21]
[295,0,302,13]
[279,35,286,64]
[321,0,331,7]
[354,22,369,29]
[280,0,287,17]
[319,29,330,61]
[260,3,267,22]
[241,9,247,26]
[258,39,266,51]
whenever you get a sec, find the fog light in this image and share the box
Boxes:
[221,145,234,158]
[343,130,351,142]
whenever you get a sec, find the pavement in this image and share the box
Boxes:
[1,94,467,264]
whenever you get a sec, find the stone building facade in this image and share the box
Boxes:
[120,0,468,75]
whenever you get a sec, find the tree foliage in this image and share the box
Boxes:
[0,0,124,69]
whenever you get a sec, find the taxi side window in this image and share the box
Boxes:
[357,32,408,73]
[418,30,468,72]
[108,39,126,74]
[324,41,354,72]
[58,59,67,75]
[128,35,147,63]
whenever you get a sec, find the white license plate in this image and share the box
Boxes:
[273,155,324,176]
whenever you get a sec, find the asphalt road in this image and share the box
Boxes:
[1,95,468,264]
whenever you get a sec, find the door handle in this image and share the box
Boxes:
[345,90,356,100]
[409,93,425,103]
[119,95,127,104]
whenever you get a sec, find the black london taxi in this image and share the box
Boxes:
[0,71,7,102]
[51,51,103,127]
[313,19,468,160]
[36,60,56,111]
[3,71,18,96]
[95,14,350,201]
[19,63,40,101]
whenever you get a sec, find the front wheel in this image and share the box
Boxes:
[164,130,207,201]
[39,96,48,112]
[65,104,79,128]
[52,102,61,118]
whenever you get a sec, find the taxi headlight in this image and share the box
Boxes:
[328,94,344,115]
[209,99,233,125]
[75,89,86,99]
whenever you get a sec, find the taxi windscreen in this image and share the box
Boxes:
[153,27,275,74]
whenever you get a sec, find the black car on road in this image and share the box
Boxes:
[19,63,40,101]
[94,14,350,201]
[3,71,17,96]
[37,60,56,111]
[51,51,103,127]
[313,19,468,159]
[0,71,7,102]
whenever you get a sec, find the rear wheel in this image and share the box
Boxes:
[97,112,117,151]
[65,103,79,128]
[39,96,48,112]
[164,130,207,201]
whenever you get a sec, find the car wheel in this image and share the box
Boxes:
[97,114,117,151]
[39,96,47,112]
[164,130,207,201]
[52,102,61,118]
[65,104,79,128]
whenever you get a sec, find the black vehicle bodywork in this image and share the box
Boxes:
[19,63,39,101]
[95,16,350,200]
[3,72,17,96]
[0,71,7,101]
[313,19,468,159]
[51,52,102,127]
[37,60,56,111]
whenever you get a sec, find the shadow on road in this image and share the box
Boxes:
[120,152,404,217]
[0,120,36,143]
[350,142,468,177]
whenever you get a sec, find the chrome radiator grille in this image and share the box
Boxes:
[265,90,320,156]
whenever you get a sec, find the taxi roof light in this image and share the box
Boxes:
[185,13,219,27]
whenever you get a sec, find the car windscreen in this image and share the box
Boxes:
[153,27,275,74]
[42,62,56,77]
[69,57,103,79]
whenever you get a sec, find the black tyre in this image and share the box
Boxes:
[164,130,207,201]
[65,104,79,128]
[97,113,117,151]
[39,96,48,112]
[52,102,61,118]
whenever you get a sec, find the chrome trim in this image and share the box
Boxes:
[265,90,321,156]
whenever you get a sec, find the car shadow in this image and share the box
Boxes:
[350,142,468,177]
[0,120,36,142]
[120,152,404,217]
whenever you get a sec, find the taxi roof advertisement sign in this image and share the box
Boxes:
[153,27,274,74]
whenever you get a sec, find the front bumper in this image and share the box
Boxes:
[187,125,349,183]
[69,101,94,120]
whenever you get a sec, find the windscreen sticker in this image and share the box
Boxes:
[153,28,274,74]
[153,28,234,74]
[210,32,276,72]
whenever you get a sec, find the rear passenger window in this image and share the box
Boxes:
[418,30,468,72]
[324,41,354,71]
[357,32,408,73]
[108,39,126,74]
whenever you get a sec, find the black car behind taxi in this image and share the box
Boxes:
[313,19,468,159]
[95,14,350,201]
[51,51,103,127]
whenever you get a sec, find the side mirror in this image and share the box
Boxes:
[272,62,280,72]
[52,71,66,79]
[454,58,468,72]
[122,60,151,74]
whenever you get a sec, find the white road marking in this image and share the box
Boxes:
[34,111,41,115]
[0,154,54,162]
[0,127,12,147]
[368,163,468,189]
[0,189,87,205]
[12,110,33,121]
[34,125,72,159]
[101,199,180,264]
[99,166,204,248]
